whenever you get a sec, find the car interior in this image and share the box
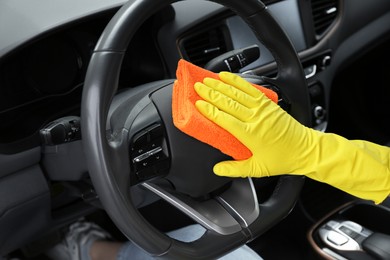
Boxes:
[1,0,390,259]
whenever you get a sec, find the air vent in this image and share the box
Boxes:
[180,26,231,67]
[311,0,338,36]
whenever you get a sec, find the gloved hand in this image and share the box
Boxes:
[194,71,390,204]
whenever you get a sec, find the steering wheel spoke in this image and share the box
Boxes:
[142,180,243,235]
[142,178,259,236]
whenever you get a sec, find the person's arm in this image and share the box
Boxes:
[194,72,390,204]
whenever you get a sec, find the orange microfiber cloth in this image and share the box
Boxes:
[172,59,278,160]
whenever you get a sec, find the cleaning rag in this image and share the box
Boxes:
[172,59,278,160]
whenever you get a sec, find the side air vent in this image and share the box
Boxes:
[179,26,231,68]
[311,0,338,36]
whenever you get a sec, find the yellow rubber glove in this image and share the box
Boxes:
[194,72,390,204]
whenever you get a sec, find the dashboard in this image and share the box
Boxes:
[1,0,389,153]
[0,0,313,153]
[1,0,390,257]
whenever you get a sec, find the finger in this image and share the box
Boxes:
[219,72,263,99]
[202,77,259,108]
[194,83,254,121]
[213,159,268,178]
[195,100,250,144]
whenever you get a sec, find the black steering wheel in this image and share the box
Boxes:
[81,0,311,258]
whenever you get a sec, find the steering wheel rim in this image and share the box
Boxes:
[81,0,311,258]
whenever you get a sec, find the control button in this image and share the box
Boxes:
[129,124,170,184]
[342,221,363,232]
[326,220,339,229]
[321,55,331,69]
[148,124,163,140]
[132,131,148,148]
[313,105,326,120]
[327,230,349,246]
[224,56,240,72]
[304,64,317,79]
[339,226,359,239]
[237,53,247,67]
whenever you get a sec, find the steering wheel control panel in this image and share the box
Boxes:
[130,123,170,184]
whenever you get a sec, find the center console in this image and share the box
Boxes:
[309,200,390,260]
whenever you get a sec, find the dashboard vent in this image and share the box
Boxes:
[180,26,230,67]
[311,0,338,36]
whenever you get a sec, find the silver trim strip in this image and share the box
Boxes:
[217,196,249,227]
[133,146,163,163]
[216,178,260,228]
[142,182,242,235]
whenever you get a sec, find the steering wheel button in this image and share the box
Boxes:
[132,131,148,147]
[152,151,166,162]
[148,124,164,140]
[133,152,150,163]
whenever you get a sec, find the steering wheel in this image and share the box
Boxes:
[81,0,311,258]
